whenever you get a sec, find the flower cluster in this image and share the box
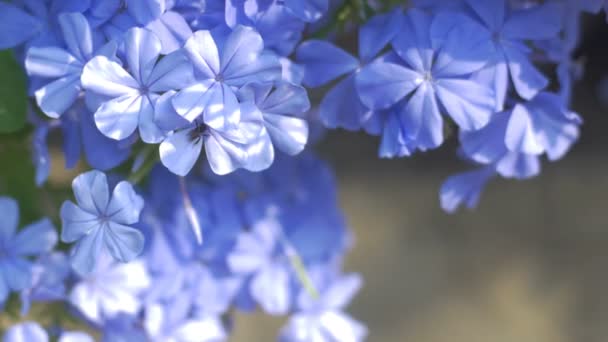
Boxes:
[0,0,598,340]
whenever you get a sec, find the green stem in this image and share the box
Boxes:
[127,146,160,185]
[281,236,320,300]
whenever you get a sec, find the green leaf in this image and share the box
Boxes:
[0,50,27,133]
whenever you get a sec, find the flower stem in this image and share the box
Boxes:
[127,145,159,185]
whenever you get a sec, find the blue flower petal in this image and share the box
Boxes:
[104,222,144,263]
[159,128,203,176]
[71,170,110,215]
[296,40,359,88]
[11,219,57,256]
[0,3,42,49]
[356,61,420,110]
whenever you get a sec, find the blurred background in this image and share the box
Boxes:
[231,13,608,342]
[1,10,608,342]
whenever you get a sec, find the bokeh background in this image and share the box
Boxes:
[232,13,608,342]
[1,10,608,342]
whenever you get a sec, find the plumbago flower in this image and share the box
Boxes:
[3,321,93,342]
[25,12,116,118]
[356,9,496,154]
[81,27,194,143]
[460,0,562,109]
[60,170,145,275]
[157,95,275,176]
[0,0,596,340]
[280,271,367,342]
[69,252,150,324]
[171,26,281,129]
[0,0,90,49]
[0,197,57,304]
[443,92,582,212]
[296,10,403,131]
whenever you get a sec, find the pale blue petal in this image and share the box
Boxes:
[94,94,144,140]
[261,82,311,115]
[154,90,190,131]
[104,222,145,262]
[322,274,362,310]
[496,152,540,180]
[204,129,249,175]
[147,50,195,92]
[159,128,203,176]
[505,104,545,155]
[264,114,308,155]
[58,13,93,61]
[460,113,510,164]
[25,47,81,78]
[60,201,100,243]
[138,95,165,144]
[183,30,220,79]
[399,84,444,150]
[107,182,144,225]
[34,74,81,119]
[224,52,282,87]
[504,45,548,100]
[69,227,104,275]
[440,167,495,213]
[124,27,162,85]
[2,322,48,342]
[434,79,494,131]
[81,56,139,97]
[251,263,290,315]
[146,11,192,55]
[71,170,110,215]
[203,82,241,129]
[172,81,214,122]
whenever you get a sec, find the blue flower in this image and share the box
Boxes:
[81,27,194,143]
[356,9,496,151]
[226,1,307,56]
[158,95,274,176]
[25,13,116,118]
[171,26,281,130]
[20,252,70,315]
[69,252,150,324]
[144,293,227,341]
[228,216,293,315]
[0,197,58,304]
[60,170,145,275]
[0,0,90,50]
[462,0,562,108]
[237,81,310,156]
[279,271,367,342]
[3,322,48,342]
[296,10,402,131]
